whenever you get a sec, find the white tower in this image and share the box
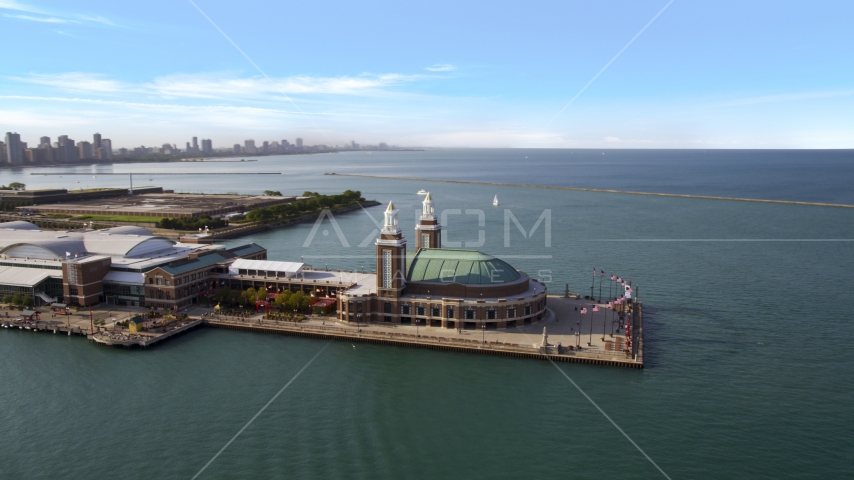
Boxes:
[415,192,441,250]
[376,201,406,297]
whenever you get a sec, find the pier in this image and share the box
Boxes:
[2,297,644,368]
[204,315,643,368]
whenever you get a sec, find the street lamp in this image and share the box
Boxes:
[481,322,486,343]
[575,331,580,348]
[414,317,419,338]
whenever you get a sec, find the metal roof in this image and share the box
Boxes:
[406,248,521,285]
[0,227,175,260]
[103,271,145,285]
[0,266,61,287]
[0,221,41,231]
[159,253,228,275]
[228,243,265,256]
[229,259,304,277]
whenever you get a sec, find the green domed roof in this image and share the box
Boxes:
[406,249,521,285]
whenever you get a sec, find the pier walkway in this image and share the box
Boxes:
[2,297,643,368]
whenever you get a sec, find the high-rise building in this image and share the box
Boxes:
[0,142,6,163]
[93,133,101,150]
[296,138,303,150]
[233,144,241,153]
[201,139,212,153]
[101,139,113,160]
[77,141,94,159]
[192,137,198,152]
[262,141,269,153]
[186,142,192,153]
[244,140,257,154]
[4,132,23,164]
[40,136,51,147]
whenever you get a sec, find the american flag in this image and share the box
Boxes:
[592,305,600,312]
[611,274,616,281]
[593,268,596,275]
[600,270,605,277]
[607,302,613,308]
[580,308,588,314]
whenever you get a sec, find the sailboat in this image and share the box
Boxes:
[493,195,499,206]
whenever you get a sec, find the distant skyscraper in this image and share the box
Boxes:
[262,141,269,153]
[244,140,257,154]
[233,144,241,153]
[0,142,6,163]
[201,139,212,153]
[56,135,76,162]
[93,132,102,150]
[4,132,22,164]
[77,141,93,159]
[296,138,303,150]
[186,142,192,152]
[40,136,51,147]
[101,139,113,160]
[192,136,198,152]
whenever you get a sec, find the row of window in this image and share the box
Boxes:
[147,270,211,286]
[381,303,534,319]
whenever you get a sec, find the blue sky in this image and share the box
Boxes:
[1,0,852,148]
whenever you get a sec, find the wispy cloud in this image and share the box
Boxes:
[10,71,438,99]
[715,90,854,107]
[604,136,621,143]
[0,0,119,26]
[3,13,75,23]
[0,95,440,121]
[426,64,455,72]
[15,72,125,93]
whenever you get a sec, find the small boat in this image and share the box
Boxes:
[493,195,499,206]
[417,189,428,195]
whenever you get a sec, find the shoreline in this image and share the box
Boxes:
[0,149,425,171]
[330,173,854,209]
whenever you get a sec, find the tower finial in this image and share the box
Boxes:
[386,201,395,211]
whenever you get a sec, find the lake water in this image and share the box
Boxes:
[1,149,853,478]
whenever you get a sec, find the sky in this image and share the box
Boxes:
[0,0,853,149]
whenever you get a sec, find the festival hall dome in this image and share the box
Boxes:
[406,248,521,285]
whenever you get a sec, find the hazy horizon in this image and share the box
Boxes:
[2,0,853,149]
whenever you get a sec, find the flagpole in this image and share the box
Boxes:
[608,273,613,306]
[587,307,592,346]
[601,307,606,342]
[590,269,595,299]
[598,272,602,303]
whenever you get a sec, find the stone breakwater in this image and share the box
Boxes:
[330,173,854,209]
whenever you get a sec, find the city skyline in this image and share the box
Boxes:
[1,128,395,164]
[1,1,853,148]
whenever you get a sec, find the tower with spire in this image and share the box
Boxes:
[376,201,407,298]
[415,192,441,250]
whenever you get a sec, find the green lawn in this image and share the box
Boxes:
[73,214,164,223]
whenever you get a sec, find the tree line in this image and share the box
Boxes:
[245,190,364,223]
[210,286,312,312]
[157,215,228,230]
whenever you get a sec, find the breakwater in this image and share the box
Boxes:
[329,173,854,209]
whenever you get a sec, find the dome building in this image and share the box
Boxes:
[338,194,548,329]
